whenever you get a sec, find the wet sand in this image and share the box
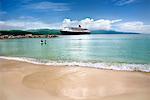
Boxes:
[0,58,150,100]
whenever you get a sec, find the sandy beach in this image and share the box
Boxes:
[0,58,150,100]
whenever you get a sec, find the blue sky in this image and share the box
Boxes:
[0,0,150,33]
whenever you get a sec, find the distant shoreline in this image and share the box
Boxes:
[0,34,58,39]
[0,29,141,37]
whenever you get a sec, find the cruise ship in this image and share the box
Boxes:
[60,25,90,35]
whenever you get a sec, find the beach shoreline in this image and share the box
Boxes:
[0,58,150,100]
[0,56,149,73]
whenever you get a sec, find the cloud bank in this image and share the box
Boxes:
[62,18,122,30]
[117,21,150,33]
[0,18,150,33]
[0,20,60,30]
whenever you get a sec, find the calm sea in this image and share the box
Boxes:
[0,34,150,72]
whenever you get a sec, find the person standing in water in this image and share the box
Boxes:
[40,40,43,45]
[44,40,47,44]
[40,40,47,45]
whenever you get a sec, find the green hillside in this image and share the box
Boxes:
[0,29,140,35]
[0,30,33,35]
[27,29,61,35]
[91,30,140,34]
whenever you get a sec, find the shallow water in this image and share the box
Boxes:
[0,34,150,72]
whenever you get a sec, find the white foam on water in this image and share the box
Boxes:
[0,56,150,72]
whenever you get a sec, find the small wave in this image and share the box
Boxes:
[0,56,150,72]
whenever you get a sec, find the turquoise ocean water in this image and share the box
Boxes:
[0,34,150,72]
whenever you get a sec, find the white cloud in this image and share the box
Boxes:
[0,18,122,30]
[24,1,70,11]
[62,18,122,30]
[116,21,150,33]
[0,20,61,30]
[113,0,136,6]
[0,18,150,34]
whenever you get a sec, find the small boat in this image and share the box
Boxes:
[60,25,90,35]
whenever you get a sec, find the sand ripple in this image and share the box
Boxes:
[22,67,150,100]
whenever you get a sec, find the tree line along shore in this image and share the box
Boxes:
[0,30,59,39]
